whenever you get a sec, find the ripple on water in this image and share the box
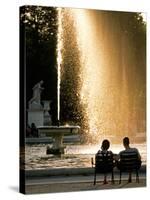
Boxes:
[25,143,146,170]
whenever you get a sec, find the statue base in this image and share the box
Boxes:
[28,108,44,127]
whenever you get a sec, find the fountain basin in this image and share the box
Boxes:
[38,126,80,135]
[37,125,80,155]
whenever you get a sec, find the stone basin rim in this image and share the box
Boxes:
[37,126,80,129]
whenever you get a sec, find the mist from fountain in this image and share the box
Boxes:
[56,8,146,144]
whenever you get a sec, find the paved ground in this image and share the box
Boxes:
[25,173,146,194]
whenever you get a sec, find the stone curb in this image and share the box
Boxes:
[25,165,146,178]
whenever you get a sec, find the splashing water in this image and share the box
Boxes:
[56,8,63,121]
[71,9,105,141]
[56,8,146,143]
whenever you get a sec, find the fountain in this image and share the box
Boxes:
[60,8,146,143]
[27,80,80,155]
[38,125,80,154]
[27,7,145,155]
[24,7,146,173]
[27,9,80,155]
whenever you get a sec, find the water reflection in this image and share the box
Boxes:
[25,143,146,170]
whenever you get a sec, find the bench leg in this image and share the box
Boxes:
[103,173,108,184]
[128,172,132,183]
[94,170,96,185]
[119,171,122,184]
[111,171,115,184]
[136,170,139,183]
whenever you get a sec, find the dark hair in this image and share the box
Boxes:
[101,139,110,150]
[123,137,130,145]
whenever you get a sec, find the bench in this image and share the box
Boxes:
[117,152,142,184]
[92,151,115,185]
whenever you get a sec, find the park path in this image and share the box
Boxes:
[25,173,146,194]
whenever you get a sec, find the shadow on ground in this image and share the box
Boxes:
[25,179,146,194]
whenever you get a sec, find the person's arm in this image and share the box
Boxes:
[136,149,141,160]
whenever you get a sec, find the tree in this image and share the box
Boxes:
[20,6,58,123]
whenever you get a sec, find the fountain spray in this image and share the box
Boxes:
[56,7,63,124]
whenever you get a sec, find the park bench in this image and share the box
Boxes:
[92,151,115,185]
[117,151,142,184]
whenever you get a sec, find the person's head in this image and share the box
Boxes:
[101,139,110,151]
[123,137,130,148]
[31,123,36,128]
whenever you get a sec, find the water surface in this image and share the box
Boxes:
[25,143,146,170]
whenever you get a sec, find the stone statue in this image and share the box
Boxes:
[29,80,44,108]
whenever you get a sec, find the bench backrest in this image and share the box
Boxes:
[119,152,141,172]
[95,151,114,173]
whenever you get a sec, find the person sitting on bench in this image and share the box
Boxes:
[94,139,115,184]
[117,137,141,183]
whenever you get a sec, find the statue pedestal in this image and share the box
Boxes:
[28,108,44,127]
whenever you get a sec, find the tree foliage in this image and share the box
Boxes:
[20,6,58,123]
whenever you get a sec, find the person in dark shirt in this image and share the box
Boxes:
[118,137,141,182]
[95,139,114,184]
[119,137,141,160]
[96,139,113,156]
